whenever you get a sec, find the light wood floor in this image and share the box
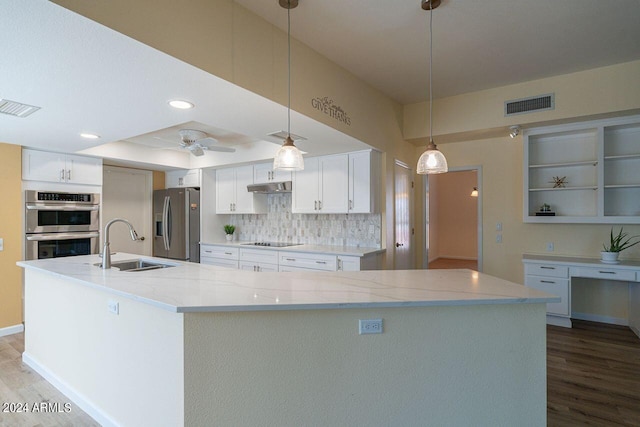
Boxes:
[1,320,638,426]
[428,257,477,270]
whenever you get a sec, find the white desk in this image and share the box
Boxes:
[523,254,640,338]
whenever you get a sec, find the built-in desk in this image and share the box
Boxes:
[523,254,640,338]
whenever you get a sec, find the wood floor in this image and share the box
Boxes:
[1,320,638,426]
[428,257,478,270]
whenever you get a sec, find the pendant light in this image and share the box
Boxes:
[416,0,448,175]
[274,0,304,171]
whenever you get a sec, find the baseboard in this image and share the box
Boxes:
[630,325,640,339]
[22,352,118,427]
[0,323,24,337]
[572,312,628,326]
[435,256,478,261]
[546,315,572,328]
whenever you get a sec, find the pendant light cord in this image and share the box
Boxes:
[287,1,291,137]
[429,5,433,143]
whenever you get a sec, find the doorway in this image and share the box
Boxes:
[394,160,414,269]
[102,165,153,255]
[423,166,482,271]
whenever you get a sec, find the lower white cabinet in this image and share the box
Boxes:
[200,245,239,269]
[278,251,337,272]
[523,263,570,317]
[239,248,278,272]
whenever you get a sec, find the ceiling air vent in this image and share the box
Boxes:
[267,130,307,141]
[504,93,554,117]
[0,99,41,118]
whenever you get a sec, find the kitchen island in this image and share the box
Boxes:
[19,254,557,427]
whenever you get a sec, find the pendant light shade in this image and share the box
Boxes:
[273,136,304,170]
[417,0,448,175]
[274,0,304,171]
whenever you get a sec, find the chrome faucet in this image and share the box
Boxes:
[101,218,140,269]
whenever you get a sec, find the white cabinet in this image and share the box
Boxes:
[253,162,291,184]
[216,166,267,214]
[166,169,200,188]
[524,263,570,317]
[22,149,102,186]
[348,150,379,213]
[200,244,239,268]
[278,251,337,272]
[239,248,279,272]
[524,115,640,223]
[292,154,348,213]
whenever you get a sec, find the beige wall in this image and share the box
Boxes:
[429,170,478,261]
[0,143,23,330]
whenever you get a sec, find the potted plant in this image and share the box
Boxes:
[224,224,236,241]
[601,227,640,263]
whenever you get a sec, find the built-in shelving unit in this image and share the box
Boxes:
[524,115,640,223]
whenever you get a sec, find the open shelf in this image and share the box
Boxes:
[529,186,597,192]
[529,160,597,169]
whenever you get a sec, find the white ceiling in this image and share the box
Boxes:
[236,0,640,104]
[1,0,639,169]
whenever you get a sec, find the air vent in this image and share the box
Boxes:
[0,99,41,118]
[504,93,554,117]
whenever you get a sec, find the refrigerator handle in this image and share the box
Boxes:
[162,196,170,251]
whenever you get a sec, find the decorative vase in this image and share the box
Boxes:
[600,251,619,264]
[226,234,233,242]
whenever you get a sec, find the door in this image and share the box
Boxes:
[394,160,413,269]
[320,154,349,213]
[102,166,152,255]
[234,165,254,213]
[348,151,371,213]
[216,168,235,213]
[292,157,320,213]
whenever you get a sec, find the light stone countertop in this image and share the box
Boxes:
[18,253,558,313]
[201,241,385,257]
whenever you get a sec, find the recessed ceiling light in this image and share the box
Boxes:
[80,133,100,139]
[168,100,194,109]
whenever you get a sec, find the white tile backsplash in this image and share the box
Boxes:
[230,193,381,247]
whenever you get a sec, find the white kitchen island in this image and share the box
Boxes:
[18,254,557,427]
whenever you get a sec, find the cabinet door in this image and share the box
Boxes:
[272,168,292,182]
[166,169,200,188]
[66,154,102,185]
[234,165,255,213]
[338,256,361,271]
[319,154,348,213]
[22,149,67,182]
[253,163,272,184]
[348,151,373,213]
[292,157,320,213]
[216,168,236,213]
[525,276,570,316]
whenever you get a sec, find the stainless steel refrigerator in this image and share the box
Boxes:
[153,188,200,262]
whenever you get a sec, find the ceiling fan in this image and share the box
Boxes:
[160,129,236,157]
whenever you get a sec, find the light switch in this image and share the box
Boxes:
[0,238,4,251]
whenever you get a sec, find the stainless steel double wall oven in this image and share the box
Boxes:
[25,190,100,260]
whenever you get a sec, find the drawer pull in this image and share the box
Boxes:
[598,271,616,275]
[286,258,296,261]
[315,261,327,264]
[540,266,555,270]
[204,250,212,254]
[541,280,556,284]
[224,252,233,255]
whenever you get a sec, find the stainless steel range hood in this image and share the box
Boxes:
[247,181,292,194]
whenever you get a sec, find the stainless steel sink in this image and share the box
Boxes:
[94,259,175,272]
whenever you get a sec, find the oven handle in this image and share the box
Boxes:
[26,205,100,211]
[26,232,100,241]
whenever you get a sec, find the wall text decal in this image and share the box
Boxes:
[311,97,351,126]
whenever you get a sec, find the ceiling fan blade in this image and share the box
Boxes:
[189,145,205,157]
[205,146,236,153]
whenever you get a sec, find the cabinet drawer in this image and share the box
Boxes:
[239,248,279,264]
[239,261,278,272]
[524,264,569,278]
[572,267,636,281]
[201,257,239,269]
[279,251,337,271]
[525,276,569,316]
[200,245,239,260]
[279,265,326,273]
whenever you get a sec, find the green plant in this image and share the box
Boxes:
[602,227,640,253]
[224,224,235,235]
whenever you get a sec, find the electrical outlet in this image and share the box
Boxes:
[359,319,383,335]
[496,234,502,243]
[0,238,3,251]
[107,300,119,315]
[546,242,554,252]
[496,222,502,231]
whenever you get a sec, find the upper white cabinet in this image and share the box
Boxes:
[216,165,267,214]
[348,150,379,214]
[524,115,640,223]
[292,154,349,213]
[22,149,102,186]
[165,169,200,188]
[253,162,291,184]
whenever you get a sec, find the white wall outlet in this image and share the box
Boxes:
[107,300,119,315]
[496,234,502,243]
[0,238,3,251]
[359,319,383,335]
[546,242,554,252]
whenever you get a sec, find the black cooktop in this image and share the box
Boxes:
[240,242,302,248]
